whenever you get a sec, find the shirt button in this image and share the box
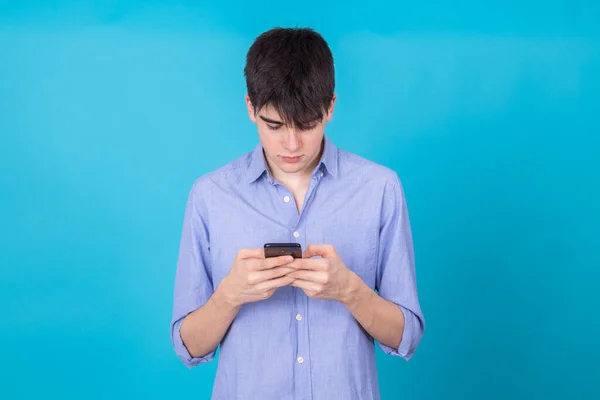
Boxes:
[297,356,304,364]
[296,314,302,321]
[284,196,291,203]
[293,231,300,238]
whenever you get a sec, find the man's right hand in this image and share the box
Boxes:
[217,248,296,308]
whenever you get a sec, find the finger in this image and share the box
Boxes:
[303,244,336,258]
[290,279,321,293]
[237,248,265,260]
[286,270,328,284]
[290,258,327,271]
[256,274,295,291]
[250,266,295,284]
[264,265,296,280]
[260,255,295,270]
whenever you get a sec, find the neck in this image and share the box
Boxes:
[268,163,313,189]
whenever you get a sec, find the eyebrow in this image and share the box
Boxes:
[259,115,284,125]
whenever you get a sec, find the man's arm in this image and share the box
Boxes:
[368,173,424,359]
[178,285,240,359]
[340,274,406,351]
[171,180,220,368]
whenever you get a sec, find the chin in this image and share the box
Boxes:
[279,162,305,173]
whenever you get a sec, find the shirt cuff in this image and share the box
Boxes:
[377,305,419,361]
[171,317,216,368]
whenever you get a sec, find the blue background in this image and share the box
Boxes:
[1,1,599,399]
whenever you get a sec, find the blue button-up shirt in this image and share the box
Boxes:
[170,136,425,400]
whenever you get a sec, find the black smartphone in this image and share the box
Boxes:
[264,243,302,258]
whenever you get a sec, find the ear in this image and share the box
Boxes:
[245,94,257,123]
[325,94,337,122]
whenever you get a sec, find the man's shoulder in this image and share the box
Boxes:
[337,148,401,186]
[189,151,253,193]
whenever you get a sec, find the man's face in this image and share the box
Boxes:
[246,95,336,178]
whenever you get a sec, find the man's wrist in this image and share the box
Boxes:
[339,271,371,309]
[213,280,242,313]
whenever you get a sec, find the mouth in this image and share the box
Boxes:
[281,155,303,163]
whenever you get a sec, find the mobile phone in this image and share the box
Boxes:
[264,243,302,258]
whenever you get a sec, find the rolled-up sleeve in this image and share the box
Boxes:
[375,173,425,360]
[170,179,216,368]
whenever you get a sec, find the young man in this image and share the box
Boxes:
[170,27,425,399]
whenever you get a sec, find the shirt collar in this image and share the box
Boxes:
[247,135,339,184]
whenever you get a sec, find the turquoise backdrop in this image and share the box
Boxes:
[1,1,598,399]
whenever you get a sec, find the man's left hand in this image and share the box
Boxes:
[287,244,356,302]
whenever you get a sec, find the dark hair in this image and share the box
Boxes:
[244,27,335,130]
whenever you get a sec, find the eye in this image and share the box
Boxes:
[267,124,282,131]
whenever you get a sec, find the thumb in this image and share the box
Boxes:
[303,244,335,258]
[237,248,265,260]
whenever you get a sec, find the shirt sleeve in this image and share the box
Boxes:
[170,179,217,368]
[375,173,425,360]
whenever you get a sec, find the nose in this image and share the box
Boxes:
[283,130,301,152]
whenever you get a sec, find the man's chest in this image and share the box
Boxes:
[204,177,383,288]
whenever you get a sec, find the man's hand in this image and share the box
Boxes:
[286,244,357,303]
[218,248,296,308]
